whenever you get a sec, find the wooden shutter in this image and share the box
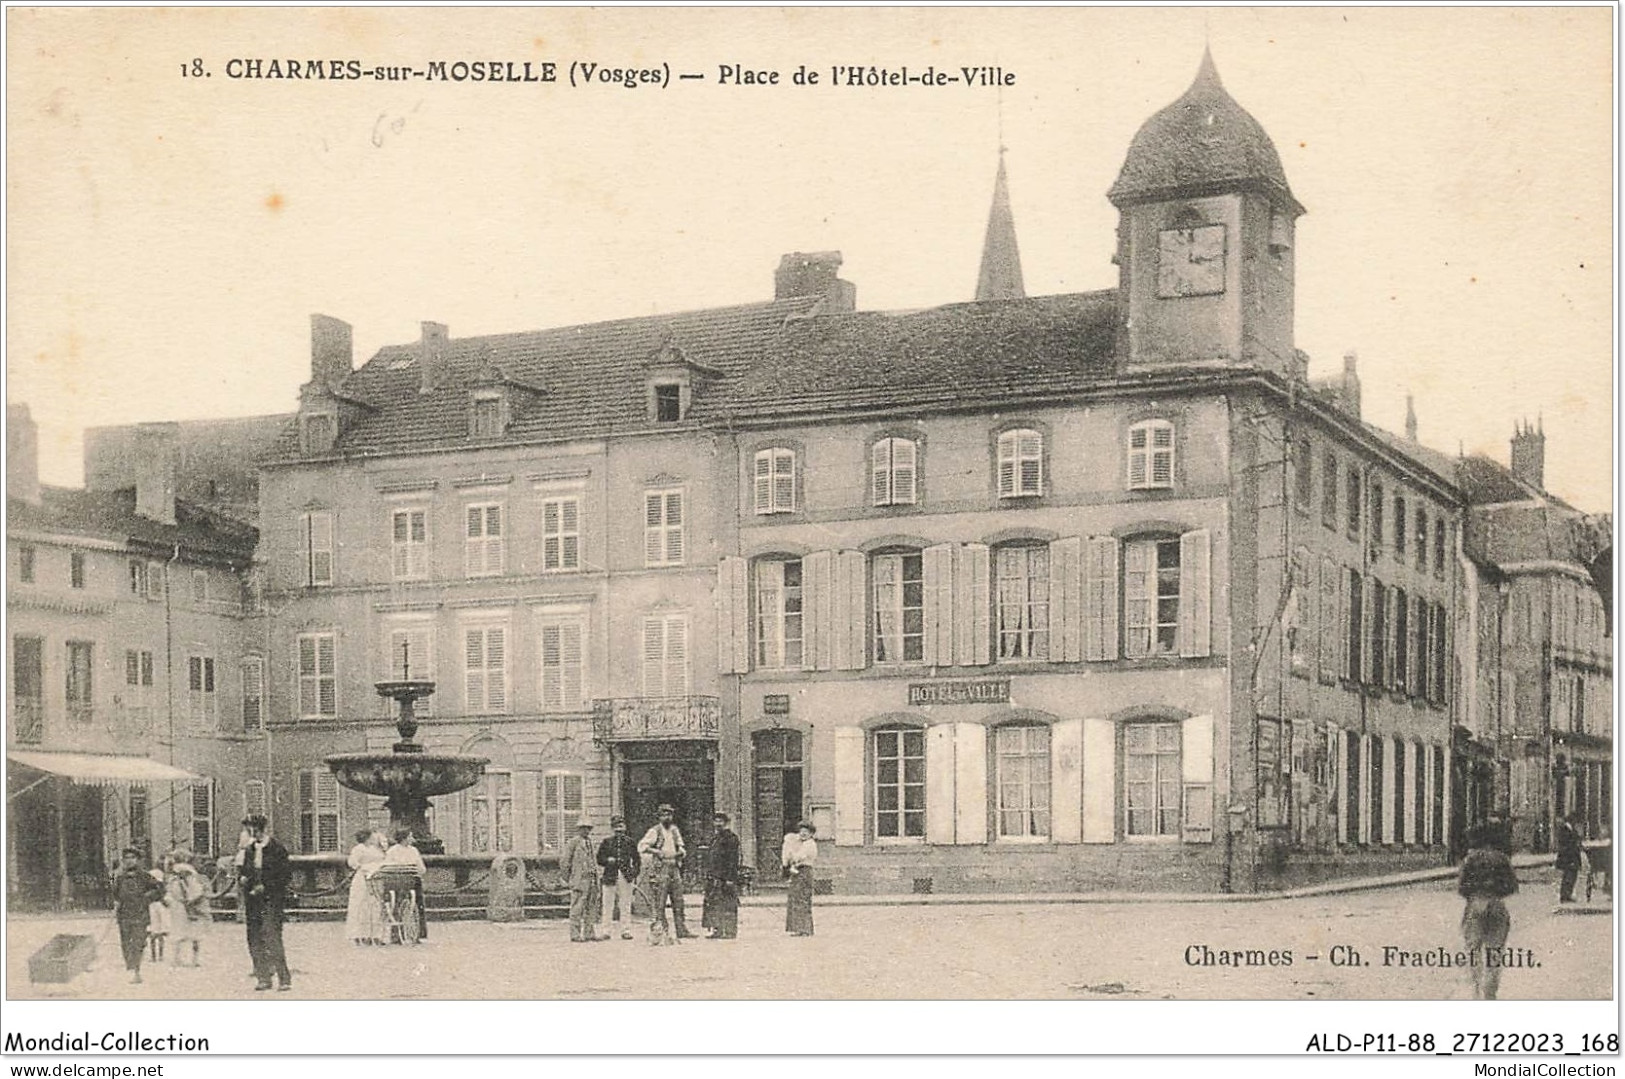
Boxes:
[716,557,750,674]
[1048,537,1084,662]
[833,726,865,846]
[641,618,665,697]
[833,550,867,671]
[1421,744,1435,845]
[800,551,833,671]
[1084,537,1120,661]
[1360,578,1376,685]
[1330,723,1347,846]
[925,724,956,845]
[921,543,955,667]
[1082,718,1115,843]
[1402,741,1418,844]
[752,450,773,514]
[870,440,891,506]
[955,543,991,666]
[1358,733,1372,845]
[953,723,988,845]
[1181,714,1214,843]
[1178,529,1211,658]
[892,439,917,505]
[1380,736,1397,844]
[1051,718,1083,844]
[1123,540,1152,659]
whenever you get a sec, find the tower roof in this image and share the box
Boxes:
[1109,49,1302,215]
[975,154,1026,302]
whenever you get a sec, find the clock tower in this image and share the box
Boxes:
[1108,50,1304,375]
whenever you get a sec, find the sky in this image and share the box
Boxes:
[6,6,1615,511]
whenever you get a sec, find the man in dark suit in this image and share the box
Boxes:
[1555,813,1584,904]
[702,812,741,939]
[596,815,641,940]
[238,814,292,991]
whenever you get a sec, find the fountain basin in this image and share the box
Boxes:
[325,753,489,799]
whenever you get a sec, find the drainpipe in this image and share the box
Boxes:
[165,541,182,849]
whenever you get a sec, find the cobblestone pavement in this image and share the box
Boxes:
[7,878,1610,1001]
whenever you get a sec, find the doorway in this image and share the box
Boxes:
[752,729,804,877]
[619,741,716,882]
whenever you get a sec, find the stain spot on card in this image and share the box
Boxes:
[265,192,285,213]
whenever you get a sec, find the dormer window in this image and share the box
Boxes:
[300,412,337,455]
[470,392,505,439]
[654,383,683,422]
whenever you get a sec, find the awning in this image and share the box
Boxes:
[7,750,202,787]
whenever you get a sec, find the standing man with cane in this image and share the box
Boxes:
[238,814,292,992]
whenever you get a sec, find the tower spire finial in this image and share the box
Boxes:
[974,150,1025,302]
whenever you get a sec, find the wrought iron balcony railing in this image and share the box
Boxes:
[591,696,721,744]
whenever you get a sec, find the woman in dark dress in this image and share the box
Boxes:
[781,821,817,936]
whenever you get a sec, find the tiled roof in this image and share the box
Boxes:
[1363,424,1462,491]
[8,486,258,565]
[267,296,824,459]
[719,291,1119,419]
[1455,454,1538,506]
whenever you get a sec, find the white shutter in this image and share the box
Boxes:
[1402,740,1418,844]
[925,724,957,845]
[833,726,865,846]
[559,623,583,708]
[1421,744,1435,846]
[1048,537,1084,662]
[1082,718,1115,843]
[716,557,747,675]
[642,618,664,697]
[1381,736,1397,845]
[665,618,688,696]
[956,543,991,666]
[953,723,988,845]
[1180,714,1214,843]
[892,439,917,505]
[870,440,891,506]
[834,550,867,671]
[1051,718,1083,844]
[1084,536,1120,661]
[644,494,664,565]
[803,550,835,672]
[1179,529,1211,658]
[1127,425,1148,489]
[1358,733,1372,846]
[753,450,773,515]
[1439,739,1451,851]
[922,543,955,667]
[773,450,796,513]
[997,432,1016,497]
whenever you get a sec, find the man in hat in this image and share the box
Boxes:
[561,817,605,942]
[596,815,640,940]
[112,846,164,984]
[638,803,694,942]
[703,812,741,939]
[237,814,292,991]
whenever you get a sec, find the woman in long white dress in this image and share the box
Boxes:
[344,829,386,944]
[163,853,209,967]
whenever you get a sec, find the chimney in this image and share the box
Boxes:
[774,252,856,313]
[1340,351,1362,420]
[310,314,353,388]
[7,403,41,505]
[1511,418,1546,491]
[133,422,179,525]
[419,321,450,394]
[1404,393,1418,442]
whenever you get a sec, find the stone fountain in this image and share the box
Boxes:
[324,648,486,855]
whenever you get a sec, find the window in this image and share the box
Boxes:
[1430,603,1448,704]
[18,545,35,583]
[1346,467,1362,539]
[1345,570,1363,682]
[241,656,264,732]
[1124,723,1181,838]
[468,772,513,853]
[300,412,337,455]
[1393,588,1409,691]
[14,636,44,744]
[391,509,428,580]
[1433,519,1446,577]
[464,625,508,714]
[387,626,433,715]
[191,782,215,858]
[300,512,334,586]
[871,437,918,506]
[1369,482,1384,556]
[653,383,682,422]
[193,570,211,604]
[1369,581,1387,688]
[1394,494,1407,559]
[644,489,684,566]
[995,545,1050,661]
[754,560,804,669]
[1414,507,1428,571]
[123,649,154,732]
[539,619,585,711]
[873,552,924,664]
[298,769,340,854]
[244,780,268,820]
[297,632,337,718]
[129,560,149,597]
[753,448,797,515]
[539,772,584,854]
[1124,537,1180,658]
[1127,420,1175,490]
[997,429,1043,498]
[995,724,1051,839]
[66,640,93,725]
[1368,737,1384,845]
[541,497,581,572]
[464,503,504,577]
[642,615,689,697]
[874,726,925,839]
[1293,438,1313,512]
[1410,593,1427,699]
[187,655,217,730]
[1288,548,1311,676]
[470,395,504,439]
[1321,453,1338,530]
[70,551,86,589]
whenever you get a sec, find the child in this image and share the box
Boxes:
[165,852,210,967]
[146,859,170,962]
[113,847,164,985]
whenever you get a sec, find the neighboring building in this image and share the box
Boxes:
[84,412,292,526]
[1456,423,1613,853]
[6,405,260,909]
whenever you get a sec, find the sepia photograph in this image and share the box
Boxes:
[2,4,1616,1062]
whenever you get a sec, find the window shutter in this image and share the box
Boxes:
[317,636,337,715]
[1384,588,1400,690]
[1084,537,1120,661]
[1048,537,1084,662]
[1380,736,1397,844]
[921,543,955,667]
[996,432,1016,497]
[870,441,891,506]
[665,619,688,696]
[773,450,796,512]
[1330,723,1347,846]
[298,637,317,716]
[833,726,865,846]
[892,439,917,505]
[644,494,664,565]
[1051,718,1083,844]
[923,724,956,845]
[831,550,867,670]
[1178,529,1211,658]
[560,623,583,708]
[796,550,829,672]
[1123,540,1152,659]
[642,618,665,697]
[752,451,773,515]
[956,543,991,666]
[953,723,988,845]
[1127,425,1148,488]
[1358,733,1372,846]
[465,629,485,712]
[1336,567,1352,680]
[1402,741,1419,844]
[1360,578,1376,685]
[1081,717,1115,843]
[1180,714,1214,843]
[1421,744,1435,846]
[716,557,750,674]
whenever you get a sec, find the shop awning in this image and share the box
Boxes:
[7,750,202,787]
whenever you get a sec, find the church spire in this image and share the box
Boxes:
[974,151,1026,302]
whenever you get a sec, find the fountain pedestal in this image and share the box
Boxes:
[324,678,487,856]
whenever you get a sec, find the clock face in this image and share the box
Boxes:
[1157,223,1227,298]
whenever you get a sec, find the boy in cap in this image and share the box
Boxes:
[561,817,606,942]
[596,815,641,939]
[113,846,164,984]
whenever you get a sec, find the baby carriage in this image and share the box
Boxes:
[370,864,422,945]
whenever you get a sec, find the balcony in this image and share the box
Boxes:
[591,696,720,744]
